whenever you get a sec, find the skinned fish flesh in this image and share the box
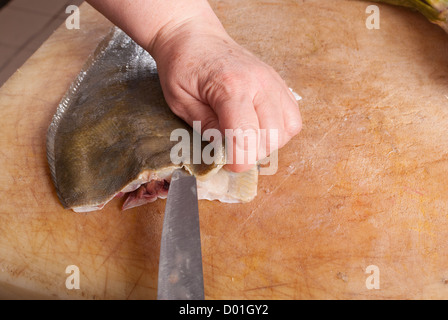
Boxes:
[47,27,259,212]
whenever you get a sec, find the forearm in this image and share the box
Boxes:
[86,0,227,56]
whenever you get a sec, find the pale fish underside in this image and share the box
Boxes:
[46,27,260,213]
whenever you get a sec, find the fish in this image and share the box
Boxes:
[46,27,258,212]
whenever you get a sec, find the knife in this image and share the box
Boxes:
[157,169,204,300]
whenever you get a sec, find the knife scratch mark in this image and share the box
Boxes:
[96,230,131,271]
[12,265,28,278]
[126,269,145,300]
[244,282,289,292]
[103,267,109,299]
[29,187,40,205]
[240,167,297,227]
[312,122,337,149]
[35,231,52,253]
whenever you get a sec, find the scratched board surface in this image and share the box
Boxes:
[0,1,447,299]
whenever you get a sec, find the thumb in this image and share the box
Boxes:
[211,95,260,173]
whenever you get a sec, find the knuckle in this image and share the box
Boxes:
[218,70,249,89]
[255,64,278,84]
[285,117,303,137]
[204,69,249,104]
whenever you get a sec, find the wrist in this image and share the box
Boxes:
[146,4,230,62]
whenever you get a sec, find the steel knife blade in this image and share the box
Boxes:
[157,169,204,300]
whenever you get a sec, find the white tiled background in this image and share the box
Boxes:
[0,0,84,87]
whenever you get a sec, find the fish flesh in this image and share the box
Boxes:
[46,27,258,212]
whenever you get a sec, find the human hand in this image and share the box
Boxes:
[86,0,302,173]
[149,16,302,172]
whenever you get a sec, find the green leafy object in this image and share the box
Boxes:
[369,0,448,32]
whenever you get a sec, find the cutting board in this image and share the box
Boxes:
[0,0,447,299]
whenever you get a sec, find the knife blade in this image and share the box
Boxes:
[157,169,204,300]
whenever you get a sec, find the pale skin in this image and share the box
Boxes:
[87,0,302,172]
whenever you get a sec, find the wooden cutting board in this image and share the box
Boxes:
[0,0,447,299]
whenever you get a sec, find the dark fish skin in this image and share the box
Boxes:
[47,28,223,210]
